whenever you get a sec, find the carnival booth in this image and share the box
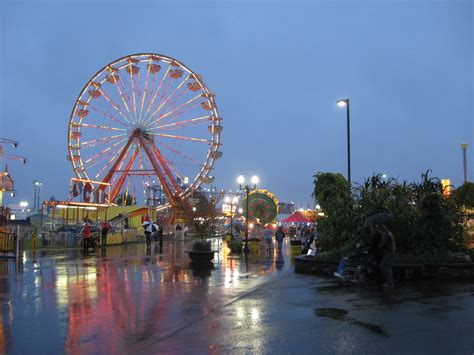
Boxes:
[281,210,315,243]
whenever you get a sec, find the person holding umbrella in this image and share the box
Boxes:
[365,213,396,288]
[143,220,159,248]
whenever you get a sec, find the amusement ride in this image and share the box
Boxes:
[67,53,223,223]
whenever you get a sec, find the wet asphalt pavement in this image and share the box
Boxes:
[1,239,473,354]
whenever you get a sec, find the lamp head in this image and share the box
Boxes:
[251,175,259,186]
[337,99,348,107]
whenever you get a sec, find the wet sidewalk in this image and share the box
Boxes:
[1,240,474,354]
[0,239,294,354]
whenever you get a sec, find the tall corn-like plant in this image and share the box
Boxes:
[410,171,465,255]
[313,171,466,257]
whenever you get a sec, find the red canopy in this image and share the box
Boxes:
[282,211,313,223]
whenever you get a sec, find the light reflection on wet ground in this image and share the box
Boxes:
[1,240,474,354]
[0,239,292,354]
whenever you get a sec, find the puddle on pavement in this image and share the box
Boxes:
[314,308,348,320]
[314,308,388,337]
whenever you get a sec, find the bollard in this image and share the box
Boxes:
[32,232,37,250]
[16,225,20,259]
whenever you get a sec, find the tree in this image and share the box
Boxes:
[452,182,474,208]
[312,172,351,212]
[312,172,354,253]
[191,200,217,240]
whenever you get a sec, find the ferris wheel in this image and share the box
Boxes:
[67,53,223,213]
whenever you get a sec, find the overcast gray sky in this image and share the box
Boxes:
[1,0,472,208]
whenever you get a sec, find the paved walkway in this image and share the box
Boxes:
[1,240,473,354]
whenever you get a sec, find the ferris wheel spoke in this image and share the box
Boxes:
[127,64,138,117]
[145,65,171,116]
[156,140,204,167]
[96,88,131,125]
[163,157,185,184]
[80,134,127,147]
[150,116,210,132]
[87,104,129,128]
[94,143,128,180]
[146,74,191,125]
[148,78,173,121]
[152,133,211,144]
[150,92,204,125]
[152,86,190,126]
[80,123,127,132]
[87,144,125,175]
[110,73,133,116]
[139,65,153,122]
[154,100,203,128]
[82,138,128,166]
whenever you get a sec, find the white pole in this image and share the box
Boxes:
[16,225,20,259]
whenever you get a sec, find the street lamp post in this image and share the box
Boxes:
[33,180,43,211]
[461,142,468,184]
[237,175,259,254]
[337,99,351,185]
[225,195,238,238]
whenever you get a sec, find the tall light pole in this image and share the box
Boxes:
[225,195,239,238]
[33,180,42,211]
[237,174,259,254]
[461,142,468,184]
[337,98,351,185]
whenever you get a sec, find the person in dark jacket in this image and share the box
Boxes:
[100,220,112,247]
[369,226,384,284]
[157,225,164,250]
[376,224,396,288]
[275,227,285,251]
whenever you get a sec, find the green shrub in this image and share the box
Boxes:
[312,171,467,257]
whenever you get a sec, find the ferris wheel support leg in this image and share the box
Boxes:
[100,134,135,191]
[109,147,139,202]
[137,135,177,207]
[148,140,183,195]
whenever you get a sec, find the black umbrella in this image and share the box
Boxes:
[364,213,394,228]
[143,221,159,233]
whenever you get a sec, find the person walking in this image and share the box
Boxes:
[263,227,273,251]
[82,220,91,250]
[369,225,384,285]
[377,223,396,288]
[145,223,153,249]
[275,226,285,252]
[175,224,183,240]
[157,224,164,250]
[100,220,112,247]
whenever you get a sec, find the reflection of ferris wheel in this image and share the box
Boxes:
[67,53,223,213]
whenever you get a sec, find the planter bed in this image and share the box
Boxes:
[294,256,474,280]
